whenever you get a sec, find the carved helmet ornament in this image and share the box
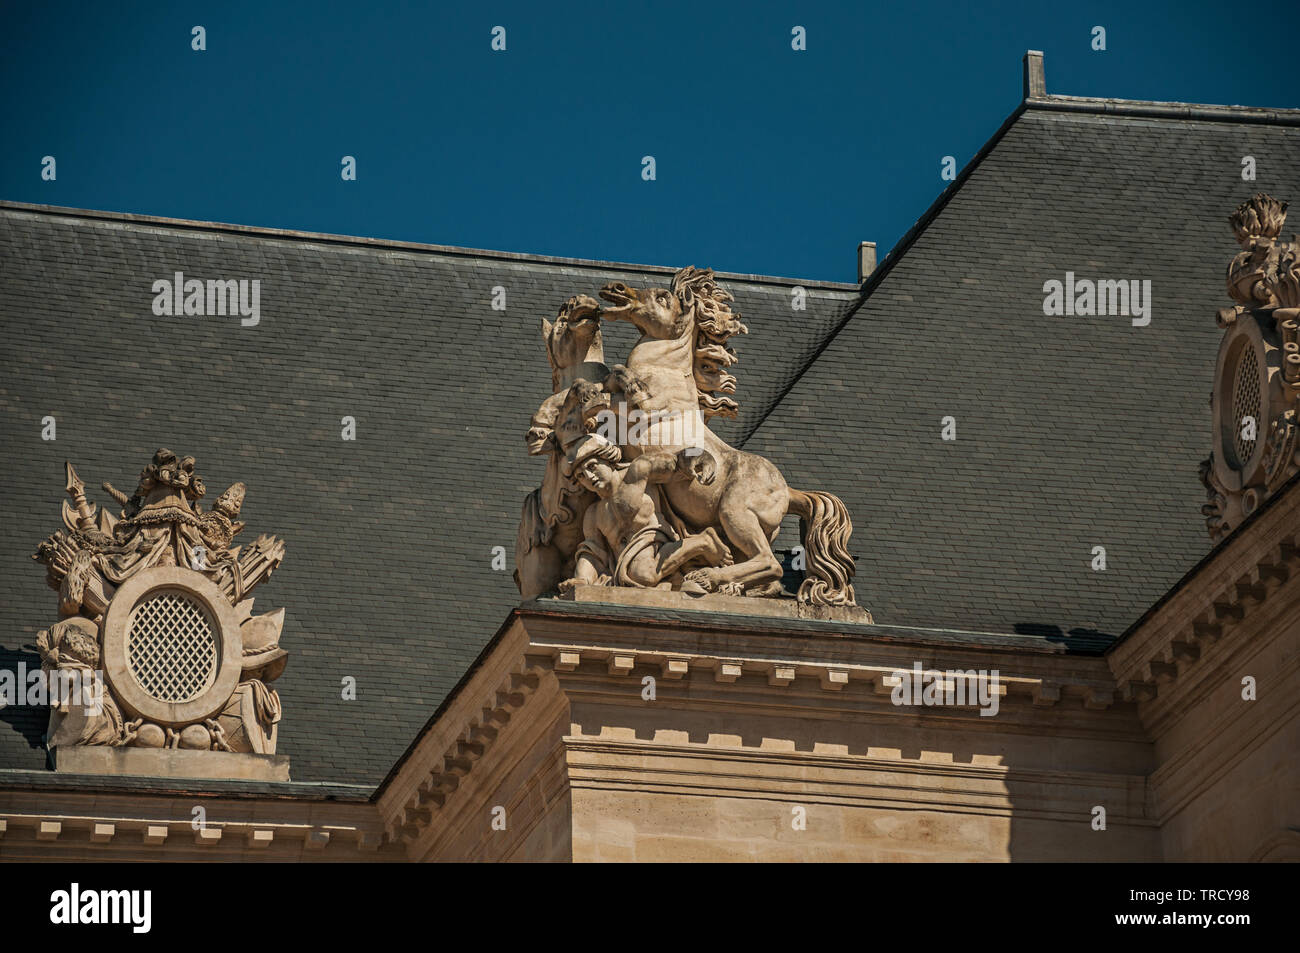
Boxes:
[31,450,288,755]
[1202,194,1300,541]
[515,266,868,618]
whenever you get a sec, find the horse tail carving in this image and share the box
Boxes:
[788,488,856,607]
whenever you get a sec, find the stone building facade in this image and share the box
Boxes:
[0,55,1296,862]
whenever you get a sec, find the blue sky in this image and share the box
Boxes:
[1,0,1296,282]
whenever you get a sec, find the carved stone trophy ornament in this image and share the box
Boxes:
[31,449,289,760]
[515,266,868,618]
[1201,194,1300,541]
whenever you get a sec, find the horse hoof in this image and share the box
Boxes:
[683,569,715,592]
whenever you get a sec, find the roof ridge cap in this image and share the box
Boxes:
[0,200,859,290]
[740,91,1300,446]
[1026,94,1300,125]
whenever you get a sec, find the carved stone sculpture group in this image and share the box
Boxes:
[31,450,288,755]
[515,266,862,610]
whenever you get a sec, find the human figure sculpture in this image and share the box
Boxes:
[558,434,732,594]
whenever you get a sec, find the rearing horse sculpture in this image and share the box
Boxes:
[596,267,857,606]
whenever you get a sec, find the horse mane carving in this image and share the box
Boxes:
[670,266,748,420]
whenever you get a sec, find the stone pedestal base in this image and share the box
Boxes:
[559,584,874,623]
[52,745,291,782]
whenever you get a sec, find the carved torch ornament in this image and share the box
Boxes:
[1202,194,1300,541]
[31,450,288,755]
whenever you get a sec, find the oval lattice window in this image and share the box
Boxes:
[1230,344,1262,468]
[126,589,219,703]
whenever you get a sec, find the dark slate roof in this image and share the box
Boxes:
[0,205,857,787]
[742,95,1300,642]
[2,93,1297,793]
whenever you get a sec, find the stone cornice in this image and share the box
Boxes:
[520,608,1129,726]
[0,788,392,858]
[0,770,372,801]
[384,659,551,848]
[1106,480,1300,727]
[531,640,1124,725]
[375,622,556,852]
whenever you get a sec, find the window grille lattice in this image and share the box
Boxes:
[126,590,218,703]
[1231,346,1263,468]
